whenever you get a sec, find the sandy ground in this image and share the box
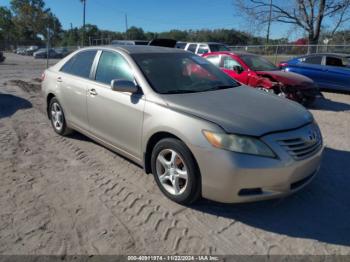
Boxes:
[0,52,349,255]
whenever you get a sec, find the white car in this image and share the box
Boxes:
[179,42,230,56]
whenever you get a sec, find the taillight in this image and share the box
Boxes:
[278,62,288,68]
[41,72,45,81]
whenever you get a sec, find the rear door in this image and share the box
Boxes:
[87,50,145,159]
[323,56,350,91]
[59,50,97,131]
[288,55,328,88]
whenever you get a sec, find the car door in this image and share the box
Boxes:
[87,50,145,160]
[322,56,350,91]
[220,55,249,84]
[59,50,97,131]
[287,55,328,88]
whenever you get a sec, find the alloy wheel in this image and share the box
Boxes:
[51,102,63,132]
[155,149,188,196]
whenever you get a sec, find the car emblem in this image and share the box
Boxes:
[305,129,317,144]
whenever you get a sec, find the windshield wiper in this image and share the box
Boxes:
[162,90,197,94]
[202,85,237,92]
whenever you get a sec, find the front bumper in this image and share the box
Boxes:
[190,124,324,203]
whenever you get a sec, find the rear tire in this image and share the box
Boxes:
[151,138,201,205]
[49,97,73,136]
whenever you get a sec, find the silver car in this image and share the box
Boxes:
[42,46,323,204]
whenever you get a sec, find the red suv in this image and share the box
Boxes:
[203,51,321,105]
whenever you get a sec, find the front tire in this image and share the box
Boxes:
[49,97,72,136]
[151,138,201,205]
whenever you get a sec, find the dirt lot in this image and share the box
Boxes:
[0,52,350,255]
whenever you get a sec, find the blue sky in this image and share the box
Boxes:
[0,0,297,39]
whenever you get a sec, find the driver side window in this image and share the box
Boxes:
[222,56,243,71]
[95,51,134,85]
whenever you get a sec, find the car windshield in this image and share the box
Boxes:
[209,44,230,52]
[132,52,240,94]
[240,55,278,71]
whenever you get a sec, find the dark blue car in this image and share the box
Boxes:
[280,53,350,92]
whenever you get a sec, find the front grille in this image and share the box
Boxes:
[278,125,322,160]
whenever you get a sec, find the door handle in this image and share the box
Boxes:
[89,89,98,96]
[57,77,63,83]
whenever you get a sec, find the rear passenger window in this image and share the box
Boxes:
[205,55,221,67]
[187,44,197,53]
[303,56,322,65]
[95,51,134,85]
[61,50,97,78]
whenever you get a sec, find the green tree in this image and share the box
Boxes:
[0,6,14,48]
[10,0,61,45]
[126,26,146,40]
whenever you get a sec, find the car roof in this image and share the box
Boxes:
[205,51,256,56]
[301,53,350,58]
[186,42,227,45]
[82,45,186,54]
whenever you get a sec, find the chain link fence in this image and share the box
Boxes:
[229,44,350,64]
[10,43,350,67]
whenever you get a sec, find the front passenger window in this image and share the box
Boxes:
[95,51,134,85]
[326,57,344,67]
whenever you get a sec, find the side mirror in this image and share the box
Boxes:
[111,79,138,93]
[233,65,244,74]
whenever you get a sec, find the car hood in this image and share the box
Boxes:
[257,70,314,87]
[160,86,313,136]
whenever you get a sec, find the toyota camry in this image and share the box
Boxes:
[42,46,323,204]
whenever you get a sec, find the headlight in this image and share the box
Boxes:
[203,130,276,158]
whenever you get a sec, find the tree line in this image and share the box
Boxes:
[1,0,350,50]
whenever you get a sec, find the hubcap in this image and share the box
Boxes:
[51,102,63,131]
[156,149,188,196]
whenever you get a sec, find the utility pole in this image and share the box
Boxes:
[266,0,273,44]
[125,13,128,39]
[82,0,86,46]
[46,27,50,69]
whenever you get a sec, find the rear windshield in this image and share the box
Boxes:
[132,52,239,94]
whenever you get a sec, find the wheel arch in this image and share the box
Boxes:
[46,93,56,119]
[143,131,200,180]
